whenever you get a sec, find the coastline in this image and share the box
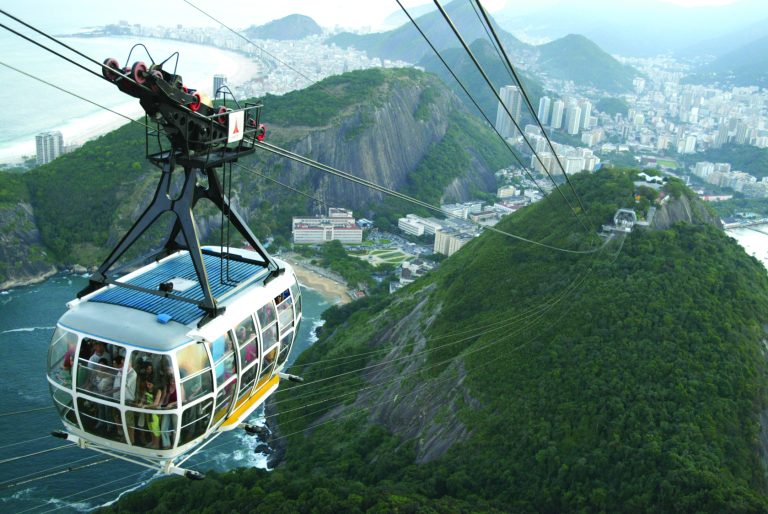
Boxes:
[282,255,352,305]
[0,35,263,165]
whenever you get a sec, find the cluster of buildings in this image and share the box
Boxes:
[110,22,409,98]
[398,196,528,256]
[522,125,601,174]
[692,161,768,198]
[599,56,768,155]
[292,208,363,244]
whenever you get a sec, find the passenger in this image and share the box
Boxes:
[93,357,113,432]
[88,342,108,369]
[58,350,74,386]
[124,358,138,444]
[236,326,247,344]
[141,377,162,448]
[111,354,125,437]
[160,378,178,449]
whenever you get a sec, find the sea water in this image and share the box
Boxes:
[0,275,329,513]
[0,32,261,163]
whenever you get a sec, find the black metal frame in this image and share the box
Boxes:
[79,94,281,326]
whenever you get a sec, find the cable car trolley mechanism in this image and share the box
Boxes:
[45,48,302,479]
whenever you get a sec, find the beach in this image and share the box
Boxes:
[282,256,353,305]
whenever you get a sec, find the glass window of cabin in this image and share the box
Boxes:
[180,400,212,446]
[259,346,278,381]
[176,344,213,406]
[129,351,175,411]
[213,379,237,424]
[277,331,294,368]
[234,316,259,369]
[76,338,126,404]
[261,323,278,354]
[48,327,77,388]
[290,282,302,316]
[77,397,125,444]
[126,409,177,449]
[276,293,294,334]
[210,333,237,386]
[236,364,258,404]
[257,301,276,328]
[49,384,78,428]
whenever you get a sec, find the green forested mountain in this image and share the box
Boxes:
[418,38,545,127]
[0,67,509,284]
[107,169,768,512]
[686,35,768,88]
[244,14,322,41]
[328,0,529,64]
[534,34,639,93]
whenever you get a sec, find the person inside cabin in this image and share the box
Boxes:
[58,349,74,387]
[111,354,125,437]
[88,342,107,369]
[124,357,138,444]
[141,376,162,448]
[93,357,114,432]
[236,326,247,344]
[160,370,178,449]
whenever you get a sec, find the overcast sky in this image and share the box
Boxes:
[2,0,759,34]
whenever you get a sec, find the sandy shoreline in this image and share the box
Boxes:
[283,257,352,305]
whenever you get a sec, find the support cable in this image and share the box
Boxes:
[430,0,590,233]
[472,0,592,226]
[256,140,603,254]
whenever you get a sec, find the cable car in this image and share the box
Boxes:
[47,247,302,477]
[45,50,300,478]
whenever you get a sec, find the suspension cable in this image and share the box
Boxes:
[472,0,592,226]
[430,0,590,233]
[257,140,602,254]
[0,444,75,466]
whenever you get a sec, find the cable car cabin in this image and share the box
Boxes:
[46,247,302,477]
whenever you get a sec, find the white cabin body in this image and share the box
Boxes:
[46,248,302,467]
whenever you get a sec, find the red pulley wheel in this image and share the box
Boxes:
[132,62,148,85]
[102,58,120,82]
[217,106,229,125]
[189,92,202,112]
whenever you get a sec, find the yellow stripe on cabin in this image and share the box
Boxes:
[222,374,280,429]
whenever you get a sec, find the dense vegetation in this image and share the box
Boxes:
[535,35,639,93]
[261,68,418,127]
[595,97,629,117]
[107,169,768,513]
[294,240,376,289]
[686,144,768,179]
[418,39,544,126]
[244,14,322,41]
[374,109,510,230]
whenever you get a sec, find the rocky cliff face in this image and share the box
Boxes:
[0,202,56,289]
[258,73,496,214]
[652,193,723,230]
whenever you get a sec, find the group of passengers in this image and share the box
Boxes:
[77,340,177,449]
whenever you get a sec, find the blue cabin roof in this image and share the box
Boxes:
[89,251,269,325]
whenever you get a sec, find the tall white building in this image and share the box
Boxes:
[565,104,582,135]
[495,85,522,139]
[578,100,592,130]
[537,96,551,126]
[550,100,564,129]
[35,131,63,166]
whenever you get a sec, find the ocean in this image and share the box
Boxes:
[0,33,261,163]
[0,274,330,513]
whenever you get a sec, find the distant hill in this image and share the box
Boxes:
[533,34,639,93]
[679,16,768,58]
[328,0,529,63]
[244,14,322,41]
[418,38,544,126]
[685,35,768,88]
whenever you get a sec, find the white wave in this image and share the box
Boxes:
[308,319,326,345]
[0,326,55,335]
[0,487,36,502]
[0,291,10,295]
